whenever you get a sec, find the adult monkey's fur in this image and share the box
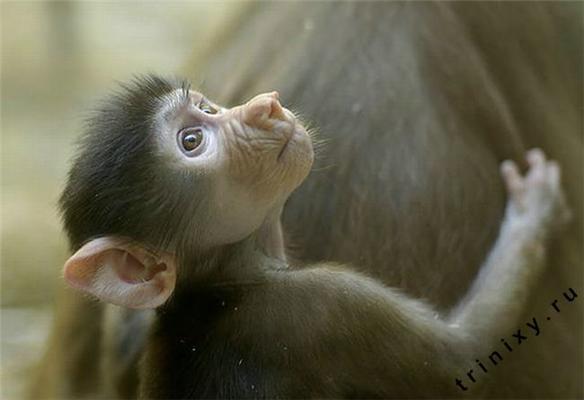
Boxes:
[31,2,582,398]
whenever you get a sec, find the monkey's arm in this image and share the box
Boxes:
[448,149,570,342]
[268,150,569,396]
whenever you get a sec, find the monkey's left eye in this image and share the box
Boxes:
[198,99,217,115]
[178,127,204,155]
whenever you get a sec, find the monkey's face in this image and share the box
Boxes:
[154,89,314,246]
[60,79,314,308]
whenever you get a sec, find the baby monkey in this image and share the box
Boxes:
[61,75,570,398]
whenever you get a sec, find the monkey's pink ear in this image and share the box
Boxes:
[63,237,176,309]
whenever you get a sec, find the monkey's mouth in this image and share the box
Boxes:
[276,115,299,161]
[277,137,292,161]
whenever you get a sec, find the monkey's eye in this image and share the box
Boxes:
[178,127,204,155]
[198,99,217,115]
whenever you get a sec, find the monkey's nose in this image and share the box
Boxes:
[242,92,287,129]
[267,92,287,120]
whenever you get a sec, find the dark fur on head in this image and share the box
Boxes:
[60,75,205,254]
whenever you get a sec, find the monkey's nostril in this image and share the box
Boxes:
[242,92,289,128]
[269,99,287,122]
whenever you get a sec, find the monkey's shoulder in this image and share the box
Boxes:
[265,265,446,336]
[225,265,457,396]
[144,265,457,398]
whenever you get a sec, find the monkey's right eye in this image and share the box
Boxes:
[178,127,204,155]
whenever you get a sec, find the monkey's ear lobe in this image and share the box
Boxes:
[63,237,176,309]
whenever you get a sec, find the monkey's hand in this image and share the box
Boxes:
[500,148,572,238]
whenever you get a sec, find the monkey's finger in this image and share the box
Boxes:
[524,148,548,184]
[526,148,546,167]
[501,160,524,195]
[546,161,560,190]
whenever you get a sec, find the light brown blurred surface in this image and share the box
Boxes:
[0,2,244,398]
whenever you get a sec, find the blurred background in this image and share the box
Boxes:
[0,2,247,398]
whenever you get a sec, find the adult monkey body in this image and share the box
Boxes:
[196,2,582,397]
[31,2,582,399]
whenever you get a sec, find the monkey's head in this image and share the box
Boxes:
[60,75,313,308]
